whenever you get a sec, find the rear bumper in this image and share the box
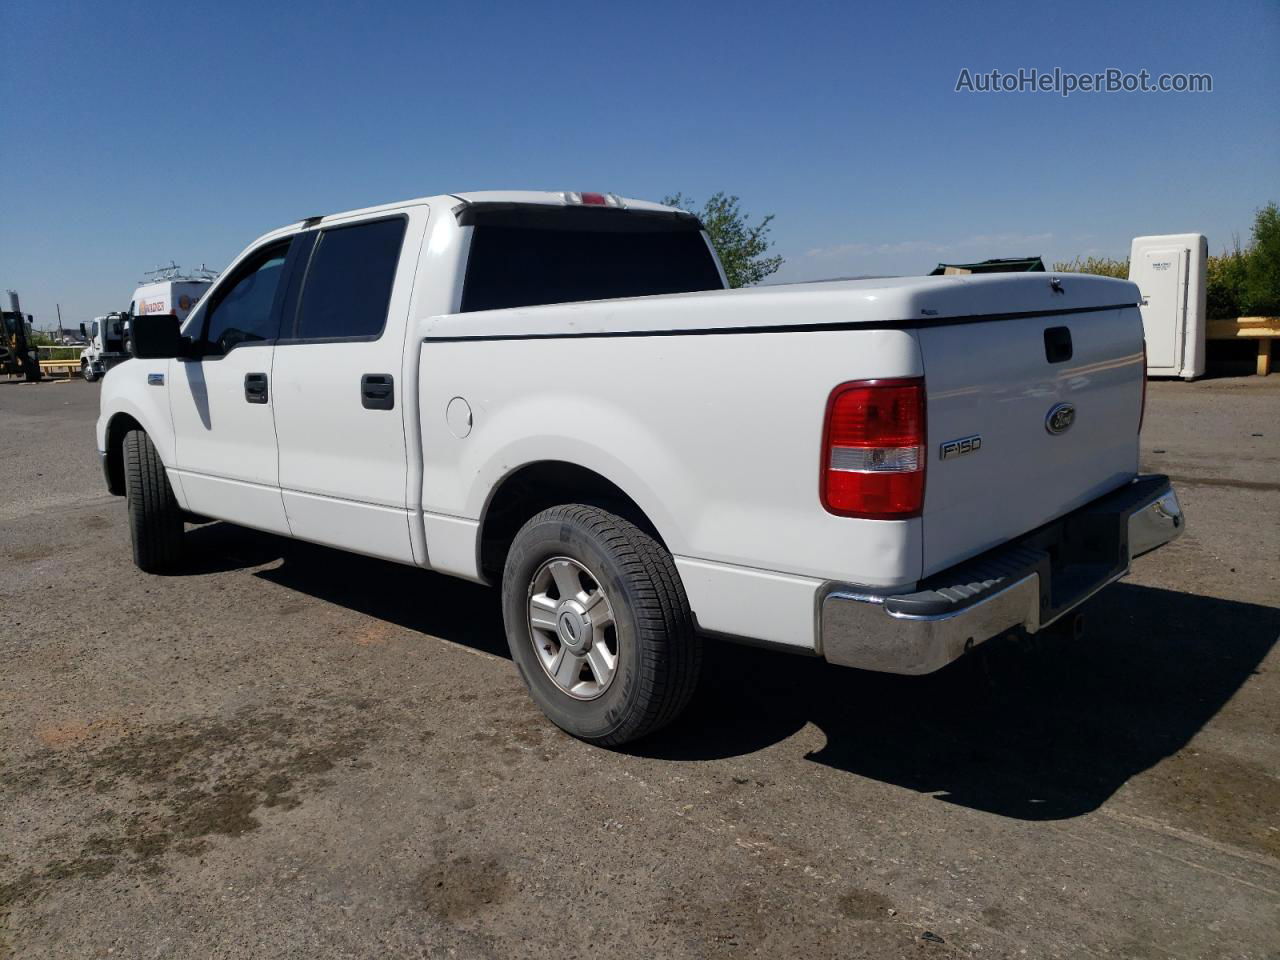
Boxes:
[820,475,1184,674]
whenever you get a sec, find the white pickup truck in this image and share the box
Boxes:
[97,190,1184,745]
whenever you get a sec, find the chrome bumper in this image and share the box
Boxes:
[820,476,1184,675]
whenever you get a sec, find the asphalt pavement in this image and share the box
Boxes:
[2,375,1277,959]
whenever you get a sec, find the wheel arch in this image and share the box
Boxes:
[477,460,668,583]
[104,412,144,495]
[97,365,179,497]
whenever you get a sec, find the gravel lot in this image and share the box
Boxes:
[2,375,1277,959]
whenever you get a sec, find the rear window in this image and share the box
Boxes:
[460,218,723,313]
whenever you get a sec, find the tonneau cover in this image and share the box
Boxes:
[421,272,1140,342]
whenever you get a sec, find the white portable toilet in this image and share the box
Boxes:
[1128,234,1208,379]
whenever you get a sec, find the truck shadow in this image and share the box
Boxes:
[182,521,510,659]
[184,522,1276,822]
[640,583,1278,822]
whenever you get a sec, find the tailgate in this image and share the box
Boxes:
[918,304,1145,577]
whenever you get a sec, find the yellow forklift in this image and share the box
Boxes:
[2,291,43,382]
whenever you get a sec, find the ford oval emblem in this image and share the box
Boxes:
[1046,402,1076,435]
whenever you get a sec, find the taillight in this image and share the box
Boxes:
[821,378,926,519]
[1139,339,1148,433]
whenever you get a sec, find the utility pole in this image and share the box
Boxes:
[56,303,64,341]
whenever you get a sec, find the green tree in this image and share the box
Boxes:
[663,192,783,287]
[1242,201,1280,316]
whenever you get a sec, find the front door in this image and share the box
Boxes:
[169,236,295,534]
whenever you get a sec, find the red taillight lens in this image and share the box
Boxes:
[821,378,926,519]
[1139,339,1148,433]
[579,192,607,205]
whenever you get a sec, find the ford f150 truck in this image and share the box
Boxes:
[97,190,1185,746]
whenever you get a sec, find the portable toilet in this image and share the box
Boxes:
[1128,234,1207,379]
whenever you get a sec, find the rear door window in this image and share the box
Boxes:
[292,217,407,341]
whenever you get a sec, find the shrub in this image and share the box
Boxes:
[1206,245,1248,318]
[1051,256,1130,279]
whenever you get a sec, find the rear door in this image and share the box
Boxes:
[169,236,296,534]
[271,209,426,563]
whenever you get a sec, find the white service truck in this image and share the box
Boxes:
[81,277,213,380]
[130,277,214,321]
[96,190,1185,745]
[79,312,129,381]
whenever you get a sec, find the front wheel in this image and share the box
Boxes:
[501,504,701,747]
[123,429,183,572]
[81,362,98,382]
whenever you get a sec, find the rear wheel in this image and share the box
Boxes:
[123,429,183,572]
[501,504,701,746]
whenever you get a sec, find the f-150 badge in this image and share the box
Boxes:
[940,434,982,460]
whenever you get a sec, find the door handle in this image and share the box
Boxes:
[1043,326,1073,364]
[244,372,269,404]
[361,373,394,410]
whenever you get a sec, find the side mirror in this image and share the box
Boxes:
[79,322,88,338]
[130,314,188,359]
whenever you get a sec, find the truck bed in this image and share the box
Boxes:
[417,270,1145,649]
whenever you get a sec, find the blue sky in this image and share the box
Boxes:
[2,0,1277,327]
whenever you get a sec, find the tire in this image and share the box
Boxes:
[123,429,183,572]
[501,504,701,747]
[81,362,97,382]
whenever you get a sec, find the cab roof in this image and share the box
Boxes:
[288,190,685,234]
